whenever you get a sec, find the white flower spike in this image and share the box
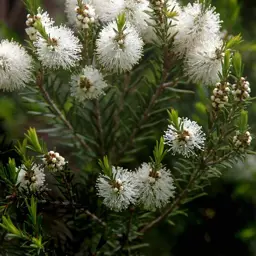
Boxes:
[0,40,33,91]
[184,37,223,85]
[174,1,222,57]
[164,117,206,157]
[34,25,82,69]
[92,0,125,22]
[16,164,46,192]
[96,166,139,211]
[96,20,144,72]
[70,66,108,102]
[136,163,175,211]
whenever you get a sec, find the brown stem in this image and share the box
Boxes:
[84,210,107,227]
[36,71,92,153]
[38,200,106,227]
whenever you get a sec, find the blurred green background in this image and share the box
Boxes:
[0,0,255,255]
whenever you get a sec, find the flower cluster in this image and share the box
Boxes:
[233,131,252,148]
[184,38,223,85]
[96,163,175,211]
[16,164,46,192]
[0,40,33,91]
[123,0,151,37]
[75,2,96,29]
[25,9,54,40]
[211,81,231,110]
[164,117,206,157]
[70,65,108,101]
[174,1,223,85]
[232,77,251,102]
[92,0,125,22]
[34,25,82,69]
[43,151,66,172]
[96,20,144,72]
[96,166,139,211]
[136,163,175,211]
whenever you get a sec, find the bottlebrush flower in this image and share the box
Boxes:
[16,164,46,192]
[124,0,151,36]
[70,65,108,102]
[164,117,206,157]
[34,25,82,69]
[96,21,144,72]
[0,40,33,91]
[65,0,77,25]
[174,1,222,57]
[184,37,223,85]
[92,0,125,22]
[136,163,175,211]
[96,166,139,211]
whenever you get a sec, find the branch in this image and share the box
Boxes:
[36,71,92,153]
[94,99,105,157]
[118,79,178,158]
[38,200,106,227]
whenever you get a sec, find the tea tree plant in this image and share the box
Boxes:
[0,0,254,255]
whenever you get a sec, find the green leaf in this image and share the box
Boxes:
[232,51,243,78]
[226,34,243,49]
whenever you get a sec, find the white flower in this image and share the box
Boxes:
[0,40,33,92]
[96,166,139,211]
[25,8,54,41]
[65,0,77,25]
[174,1,222,57]
[43,151,66,172]
[164,117,206,157]
[70,65,108,102]
[96,21,144,72]
[136,163,175,211]
[34,25,82,69]
[123,0,151,36]
[184,37,223,85]
[16,164,46,192]
[92,0,125,22]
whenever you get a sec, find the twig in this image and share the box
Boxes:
[118,79,178,158]
[94,99,105,157]
[36,71,92,153]
[84,210,107,227]
[38,200,107,227]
